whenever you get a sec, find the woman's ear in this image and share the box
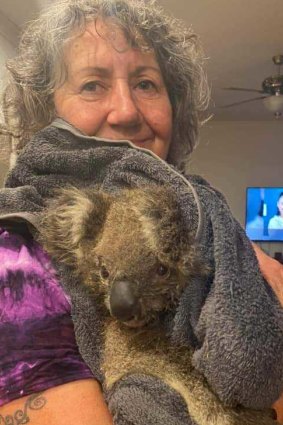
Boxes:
[39,187,111,268]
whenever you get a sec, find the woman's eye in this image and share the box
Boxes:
[100,266,110,279]
[156,264,170,277]
[136,80,157,92]
[81,81,105,93]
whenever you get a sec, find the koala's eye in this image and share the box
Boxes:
[156,264,170,278]
[100,266,110,279]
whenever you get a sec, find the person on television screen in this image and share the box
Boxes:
[268,192,283,230]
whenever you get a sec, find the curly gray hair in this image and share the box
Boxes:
[1,0,209,170]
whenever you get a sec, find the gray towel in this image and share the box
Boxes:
[1,119,283,421]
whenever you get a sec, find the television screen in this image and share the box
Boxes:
[245,187,283,242]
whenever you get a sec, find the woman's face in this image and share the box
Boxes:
[277,195,283,217]
[54,21,173,160]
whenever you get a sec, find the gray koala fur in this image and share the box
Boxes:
[39,184,278,425]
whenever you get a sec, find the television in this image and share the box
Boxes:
[245,187,283,242]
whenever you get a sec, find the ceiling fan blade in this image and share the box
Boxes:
[220,96,268,108]
[223,87,265,94]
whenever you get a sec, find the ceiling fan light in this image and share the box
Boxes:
[263,94,283,115]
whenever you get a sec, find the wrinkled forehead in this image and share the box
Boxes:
[65,17,151,58]
[59,18,157,79]
[69,20,130,53]
[90,19,148,51]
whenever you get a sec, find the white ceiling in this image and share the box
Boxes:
[0,0,283,121]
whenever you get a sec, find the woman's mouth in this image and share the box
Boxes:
[130,138,153,148]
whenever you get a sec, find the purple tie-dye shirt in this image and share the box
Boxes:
[0,227,93,406]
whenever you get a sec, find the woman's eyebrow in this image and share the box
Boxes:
[77,66,112,77]
[130,66,161,77]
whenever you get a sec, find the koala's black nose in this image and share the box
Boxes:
[109,280,141,322]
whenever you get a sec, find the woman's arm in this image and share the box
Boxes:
[252,243,283,306]
[0,379,113,425]
[252,243,283,424]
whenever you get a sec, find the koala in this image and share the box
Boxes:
[40,185,278,425]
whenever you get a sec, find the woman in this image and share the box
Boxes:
[0,0,282,424]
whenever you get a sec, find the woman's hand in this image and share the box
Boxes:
[252,243,283,307]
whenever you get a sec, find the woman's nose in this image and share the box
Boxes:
[107,82,141,128]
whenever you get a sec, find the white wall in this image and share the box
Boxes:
[0,36,14,73]
[0,10,18,75]
[0,11,18,181]
[190,120,283,256]
[0,31,15,126]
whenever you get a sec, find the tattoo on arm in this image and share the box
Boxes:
[0,392,47,424]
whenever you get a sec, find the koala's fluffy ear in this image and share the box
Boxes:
[131,186,191,263]
[39,187,111,268]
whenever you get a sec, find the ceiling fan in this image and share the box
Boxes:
[222,54,283,117]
